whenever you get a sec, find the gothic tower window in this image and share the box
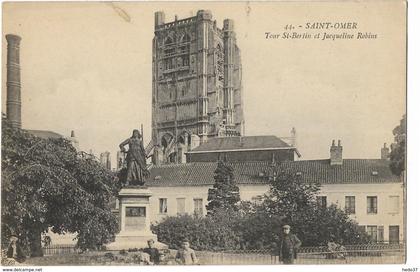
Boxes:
[182,56,189,67]
[179,34,191,55]
[164,48,175,57]
[165,59,174,70]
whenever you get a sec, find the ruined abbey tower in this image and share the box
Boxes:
[150,10,244,165]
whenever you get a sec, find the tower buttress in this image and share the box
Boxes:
[223,19,235,127]
[196,10,212,143]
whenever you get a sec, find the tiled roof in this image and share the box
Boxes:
[26,129,63,139]
[280,159,400,185]
[145,159,400,187]
[187,135,293,153]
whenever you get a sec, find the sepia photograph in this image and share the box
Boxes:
[0,0,410,268]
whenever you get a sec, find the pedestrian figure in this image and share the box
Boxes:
[6,235,25,263]
[143,239,160,265]
[175,239,198,265]
[327,241,346,259]
[42,235,52,247]
[278,225,301,264]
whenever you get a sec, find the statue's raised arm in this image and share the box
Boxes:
[119,138,130,153]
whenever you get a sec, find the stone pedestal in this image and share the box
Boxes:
[107,187,166,250]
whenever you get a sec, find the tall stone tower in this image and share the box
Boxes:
[6,34,22,129]
[151,10,244,165]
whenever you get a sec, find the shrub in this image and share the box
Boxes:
[152,213,241,251]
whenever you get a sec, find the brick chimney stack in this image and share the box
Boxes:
[6,34,22,129]
[330,139,343,165]
[290,127,297,147]
[381,143,390,160]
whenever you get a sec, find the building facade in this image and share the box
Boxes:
[151,10,244,165]
[145,142,404,244]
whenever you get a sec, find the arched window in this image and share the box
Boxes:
[161,133,174,150]
[178,135,185,145]
[182,56,189,67]
[179,34,191,57]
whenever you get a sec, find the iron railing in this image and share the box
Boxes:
[42,244,77,256]
[39,242,405,265]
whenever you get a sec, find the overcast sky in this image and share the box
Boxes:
[2,1,406,167]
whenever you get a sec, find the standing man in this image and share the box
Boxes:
[143,239,160,265]
[278,225,301,264]
[175,239,198,265]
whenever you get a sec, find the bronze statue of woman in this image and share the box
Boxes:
[119,129,150,186]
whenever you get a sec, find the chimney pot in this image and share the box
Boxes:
[381,143,390,160]
[330,139,343,165]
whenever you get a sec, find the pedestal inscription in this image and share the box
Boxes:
[107,187,166,250]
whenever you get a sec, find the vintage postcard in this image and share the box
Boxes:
[1,0,407,268]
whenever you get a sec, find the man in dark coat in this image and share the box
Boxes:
[278,225,301,264]
[143,239,160,265]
